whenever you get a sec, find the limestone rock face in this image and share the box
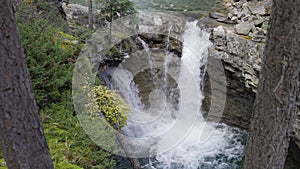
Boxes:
[207,0,300,163]
[63,3,186,39]
[210,26,262,92]
[234,22,253,35]
[217,0,271,42]
[137,11,186,37]
[206,25,262,129]
[73,8,186,66]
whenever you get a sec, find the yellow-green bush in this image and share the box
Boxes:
[0,153,7,169]
[91,85,130,130]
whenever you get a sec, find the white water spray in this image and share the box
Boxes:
[102,21,245,169]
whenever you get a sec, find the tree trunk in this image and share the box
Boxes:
[243,0,300,168]
[45,0,67,20]
[11,0,22,12]
[0,0,54,169]
[116,136,141,169]
[88,0,93,30]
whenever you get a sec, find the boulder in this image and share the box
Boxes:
[77,10,186,67]
[209,12,237,24]
[248,4,266,15]
[248,0,273,16]
[234,22,253,35]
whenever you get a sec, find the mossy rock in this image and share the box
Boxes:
[240,35,252,40]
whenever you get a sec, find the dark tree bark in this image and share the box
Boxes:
[0,0,54,168]
[11,0,22,12]
[88,0,93,30]
[243,0,300,168]
[45,0,67,20]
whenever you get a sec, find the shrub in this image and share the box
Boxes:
[96,0,136,21]
[8,3,130,168]
[91,85,130,130]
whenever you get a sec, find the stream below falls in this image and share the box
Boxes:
[100,22,247,169]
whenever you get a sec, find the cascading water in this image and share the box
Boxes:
[101,22,246,169]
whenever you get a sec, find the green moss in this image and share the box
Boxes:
[57,31,77,41]
[265,7,271,15]
[107,46,122,59]
[240,35,252,40]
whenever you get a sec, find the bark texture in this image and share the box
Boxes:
[44,0,67,20]
[11,0,22,12]
[243,0,300,168]
[116,136,141,169]
[88,0,93,30]
[0,0,54,168]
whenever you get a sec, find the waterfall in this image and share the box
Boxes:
[163,54,171,92]
[101,22,246,169]
[163,25,173,92]
[165,25,173,50]
[137,37,157,83]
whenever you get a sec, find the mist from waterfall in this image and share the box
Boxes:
[101,21,246,169]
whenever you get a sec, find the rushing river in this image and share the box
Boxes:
[70,0,224,17]
[131,0,223,16]
[99,22,246,169]
[71,0,247,168]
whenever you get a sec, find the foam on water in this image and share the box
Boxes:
[102,21,246,169]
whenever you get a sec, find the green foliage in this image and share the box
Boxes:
[11,4,125,168]
[18,15,76,108]
[0,149,7,169]
[91,85,130,130]
[96,0,136,21]
[0,3,131,168]
[41,101,116,169]
[67,19,97,44]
